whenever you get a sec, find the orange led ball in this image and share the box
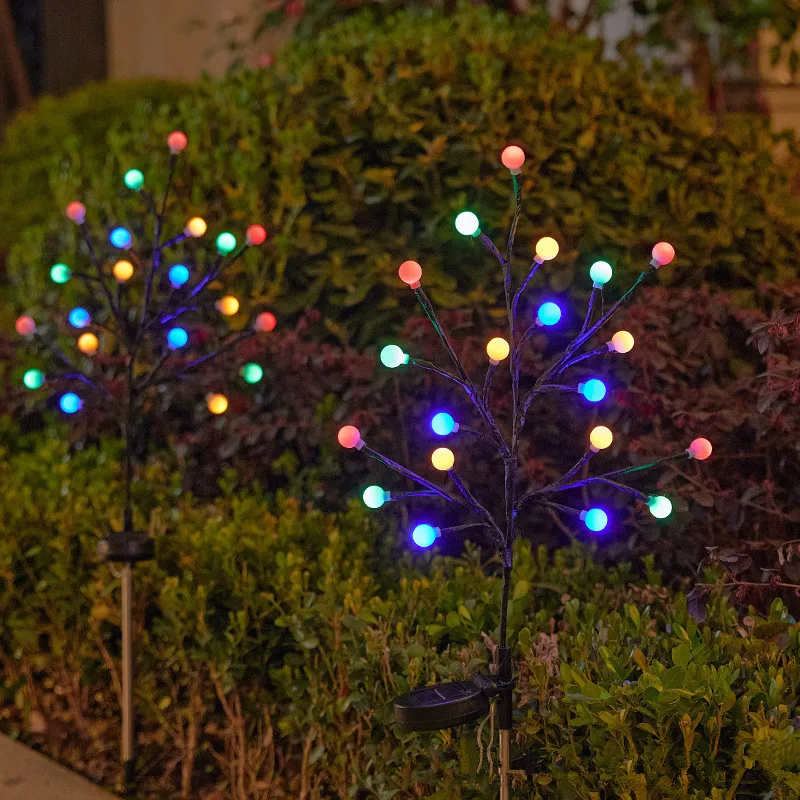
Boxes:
[113,259,134,282]
[216,296,240,316]
[15,315,36,336]
[65,201,86,224]
[185,217,207,238]
[609,330,635,354]
[398,260,422,287]
[77,332,99,355]
[652,241,675,266]
[167,131,188,154]
[207,394,228,415]
[338,425,362,449]
[501,145,525,172]
[688,438,712,460]
[255,312,277,332]
[246,224,267,246]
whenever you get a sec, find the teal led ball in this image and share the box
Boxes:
[589,260,612,286]
[537,301,562,326]
[583,508,608,532]
[380,344,408,369]
[50,263,70,284]
[362,485,387,509]
[216,232,237,255]
[648,495,673,519]
[22,369,44,389]
[455,211,480,236]
[412,524,438,548]
[431,412,456,436]
[123,169,144,191]
[580,379,607,403]
[241,363,263,384]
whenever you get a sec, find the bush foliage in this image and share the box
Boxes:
[5,8,800,347]
[2,423,800,798]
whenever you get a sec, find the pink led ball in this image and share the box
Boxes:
[65,201,86,224]
[255,312,277,332]
[167,131,188,154]
[337,425,361,449]
[15,315,36,336]
[246,225,268,246]
[652,242,675,266]
[398,260,422,287]
[688,437,712,460]
[501,145,525,172]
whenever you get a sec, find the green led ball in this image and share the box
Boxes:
[362,485,387,509]
[123,169,144,191]
[50,263,70,284]
[455,211,480,236]
[648,495,673,519]
[216,232,237,255]
[23,369,44,389]
[241,363,264,384]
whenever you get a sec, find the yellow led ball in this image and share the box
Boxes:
[431,447,455,471]
[112,259,134,282]
[77,332,99,355]
[207,393,228,415]
[610,330,635,354]
[535,236,559,262]
[486,337,510,363]
[589,425,613,451]
[216,295,240,316]
[185,217,207,238]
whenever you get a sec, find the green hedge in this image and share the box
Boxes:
[1,421,800,798]
[5,7,800,345]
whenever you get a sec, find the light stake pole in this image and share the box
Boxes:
[13,131,275,791]
[340,144,713,796]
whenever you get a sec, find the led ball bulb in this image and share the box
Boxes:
[431,447,455,471]
[185,217,207,238]
[579,379,607,403]
[110,227,132,250]
[501,145,525,173]
[581,508,608,533]
[537,302,562,327]
[589,260,612,287]
[123,169,144,191]
[486,337,510,364]
[380,344,408,369]
[69,307,90,329]
[22,369,44,389]
[113,260,134,282]
[167,131,188,154]
[168,264,189,288]
[246,224,267,246]
[216,296,240,316]
[589,425,613,451]
[207,393,228,415]
[398,260,422,288]
[534,237,559,262]
[50,263,70,284]
[255,312,277,332]
[65,201,86,224]
[77,332,99,355]
[216,232,237,255]
[412,523,440,548]
[241,363,264,384]
[337,425,362,449]
[431,412,457,436]
[60,392,82,414]
[167,327,188,349]
[15,316,36,336]
[455,211,480,237]
[651,242,675,266]
[648,495,672,519]
[608,331,634,354]
[362,485,388,509]
[688,438,712,460]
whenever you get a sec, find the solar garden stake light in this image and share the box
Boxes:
[340,144,713,798]
[14,130,275,791]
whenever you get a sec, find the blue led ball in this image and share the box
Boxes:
[68,307,90,328]
[362,485,387,509]
[167,327,188,349]
[169,264,190,288]
[412,524,439,548]
[537,302,562,327]
[583,508,608,532]
[59,392,82,414]
[431,412,456,436]
[109,227,132,249]
[580,379,607,403]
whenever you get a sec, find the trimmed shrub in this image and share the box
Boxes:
[2,424,800,798]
